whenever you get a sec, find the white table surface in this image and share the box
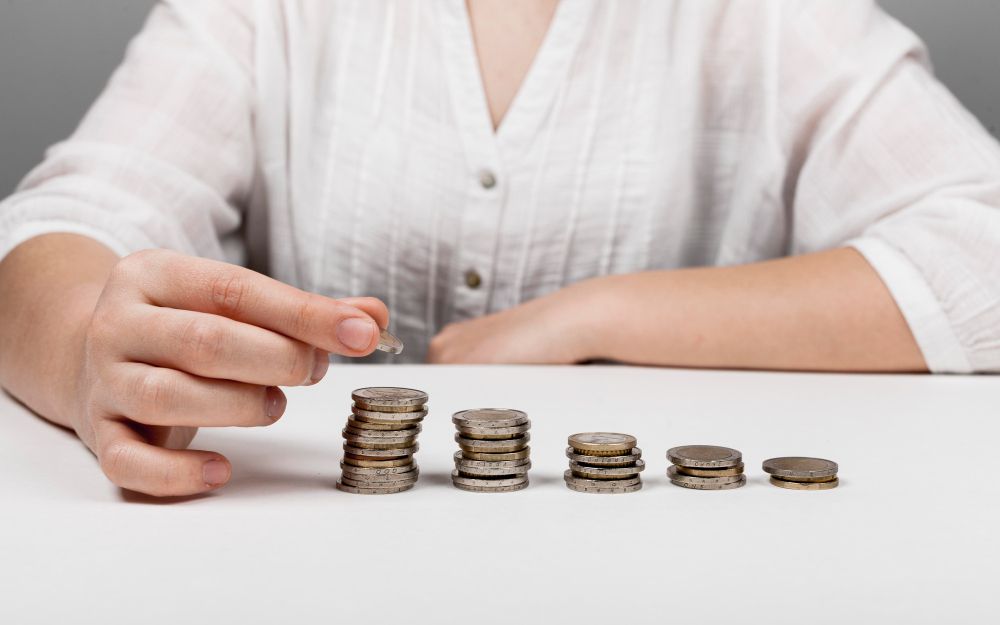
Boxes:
[1,364,998,624]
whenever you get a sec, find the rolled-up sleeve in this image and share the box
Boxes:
[0,0,255,264]
[777,0,1000,373]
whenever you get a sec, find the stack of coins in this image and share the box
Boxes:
[564,433,644,494]
[764,457,839,490]
[452,409,531,493]
[667,445,746,490]
[337,387,428,495]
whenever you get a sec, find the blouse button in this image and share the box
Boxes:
[478,170,497,190]
[464,269,483,290]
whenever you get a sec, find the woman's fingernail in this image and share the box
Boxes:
[203,460,230,487]
[336,318,376,352]
[310,350,330,385]
[266,386,287,419]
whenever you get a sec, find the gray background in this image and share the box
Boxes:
[0,0,998,195]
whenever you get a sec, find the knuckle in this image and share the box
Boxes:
[284,345,314,385]
[289,296,320,336]
[209,272,251,317]
[99,440,138,484]
[131,370,174,415]
[179,318,224,366]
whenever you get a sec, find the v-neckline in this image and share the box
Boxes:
[442,0,590,156]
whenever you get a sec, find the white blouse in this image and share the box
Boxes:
[2,0,1000,371]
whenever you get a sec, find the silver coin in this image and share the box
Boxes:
[565,481,643,494]
[343,443,418,458]
[461,447,532,462]
[569,459,645,479]
[452,451,530,469]
[455,433,530,453]
[340,471,419,487]
[456,423,531,440]
[375,329,404,355]
[336,481,415,495]
[346,416,421,432]
[667,445,743,468]
[667,465,743,485]
[339,462,417,476]
[352,387,428,410]
[669,475,747,490]
[452,480,530,493]
[762,457,839,479]
[563,470,641,489]
[452,408,529,429]
[343,423,422,438]
[455,462,532,477]
[450,471,529,488]
[351,406,428,423]
[565,447,643,466]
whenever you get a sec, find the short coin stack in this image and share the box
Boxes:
[564,433,644,494]
[667,445,746,490]
[337,387,428,495]
[764,457,839,490]
[452,409,531,493]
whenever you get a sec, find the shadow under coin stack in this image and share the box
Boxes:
[452,409,531,493]
[564,433,644,494]
[336,387,428,495]
[763,457,839,490]
[667,445,746,490]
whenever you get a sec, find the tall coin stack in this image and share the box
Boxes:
[452,409,531,493]
[336,387,428,495]
[763,456,839,490]
[667,445,746,490]
[564,433,644,494]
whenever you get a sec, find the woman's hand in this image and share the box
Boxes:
[73,249,388,497]
[427,281,603,364]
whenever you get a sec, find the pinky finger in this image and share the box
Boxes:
[96,419,232,497]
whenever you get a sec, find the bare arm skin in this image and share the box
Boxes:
[0,234,388,496]
[428,248,928,372]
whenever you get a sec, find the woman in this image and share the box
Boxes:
[1,0,998,497]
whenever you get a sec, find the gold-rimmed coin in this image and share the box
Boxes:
[342,436,418,450]
[351,387,428,411]
[343,455,414,468]
[565,447,642,467]
[345,416,420,432]
[343,443,417,458]
[452,408,529,429]
[762,457,838,480]
[568,433,637,456]
[673,463,745,478]
[769,476,839,490]
[667,445,742,468]
[563,470,641,490]
[351,406,427,423]
[452,451,530,468]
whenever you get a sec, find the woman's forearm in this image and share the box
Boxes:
[585,248,927,372]
[0,234,118,427]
